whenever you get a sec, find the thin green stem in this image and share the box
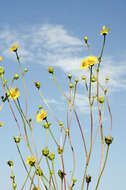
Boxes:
[95,145,110,190]
[21,166,32,190]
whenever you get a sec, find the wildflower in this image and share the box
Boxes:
[73,178,77,183]
[84,36,88,43]
[101,26,111,36]
[14,136,21,143]
[33,187,40,190]
[98,96,104,104]
[0,122,4,127]
[48,67,54,74]
[105,137,113,145]
[43,122,51,129]
[12,183,17,189]
[10,44,18,52]
[0,66,5,75]
[42,147,49,156]
[34,82,40,89]
[26,156,36,167]
[35,167,43,176]
[69,83,74,88]
[8,88,20,100]
[29,118,32,122]
[65,128,69,135]
[36,109,47,122]
[0,56,2,61]
[81,75,86,80]
[24,68,28,72]
[86,175,91,183]
[38,104,43,110]
[58,146,63,154]
[74,78,79,83]
[80,56,99,70]
[48,152,55,160]
[59,121,63,126]
[13,74,19,80]
[91,75,97,82]
[68,74,72,79]
[58,169,66,179]
[7,160,13,167]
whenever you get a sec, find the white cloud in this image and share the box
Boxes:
[0,24,126,92]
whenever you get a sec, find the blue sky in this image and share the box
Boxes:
[0,0,126,189]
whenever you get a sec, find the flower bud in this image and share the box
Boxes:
[42,147,49,156]
[58,146,63,154]
[14,136,21,143]
[84,36,88,43]
[34,82,40,89]
[98,96,104,104]
[86,175,91,183]
[0,66,5,75]
[35,167,43,176]
[81,75,86,80]
[24,68,28,72]
[74,78,79,83]
[13,74,19,80]
[7,160,13,167]
[105,137,113,145]
[68,74,72,79]
[48,152,55,160]
[91,76,96,82]
[48,67,54,74]
[69,83,74,89]
[12,182,17,189]
[65,128,69,135]
[43,122,51,129]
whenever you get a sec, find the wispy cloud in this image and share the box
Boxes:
[0,24,126,91]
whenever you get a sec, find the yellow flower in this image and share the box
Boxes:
[80,56,99,69]
[8,88,20,100]
[26,156,36,167]
[0,56,2,61]
[0,122,4,127]
[36,109,47,122]
[10,44,18,52]
[100,26,111,35]
[33,187,40,190]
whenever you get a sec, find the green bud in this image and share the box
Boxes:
[86,175,91,183]
[68,74,72,79]
[7,160,13,167]
[98,96,104,104]
[35,167,43,176]
[91,75,96,82]
[69,83,74,89]
[74,78,79,83]
[48,67,54,74]
[13,74,19,80]
[84,36,88,43]
[42,147,49,156]
[14,136,21,143]
[34,82,40,89]
[48,152,55,160]
[0,67,5,75]
[43,122,51,129]
[105,137,113,145]
[81,75,86,80]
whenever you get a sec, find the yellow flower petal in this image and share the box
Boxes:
[100,26,111,35]
[0,56,3,61]
[36,110,47,122]
[0,122,4,127]
[10,44,18,52]
[8,88,20,100]
[26,156,36,167]
[80,56,99,70]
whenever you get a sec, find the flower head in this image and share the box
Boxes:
[105,137,113,145]
[48,67,54,74]
[8,88,20,100]
[33,187,40,190]
[0,122,4,127]
[80,56,99,70]
[101,26,111,36]
[0,66,5,75]
[10,44,18,52]
[0,56,3,61]
[36,110,47,122]
[14,136,21,143]
[26,156,36,167]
